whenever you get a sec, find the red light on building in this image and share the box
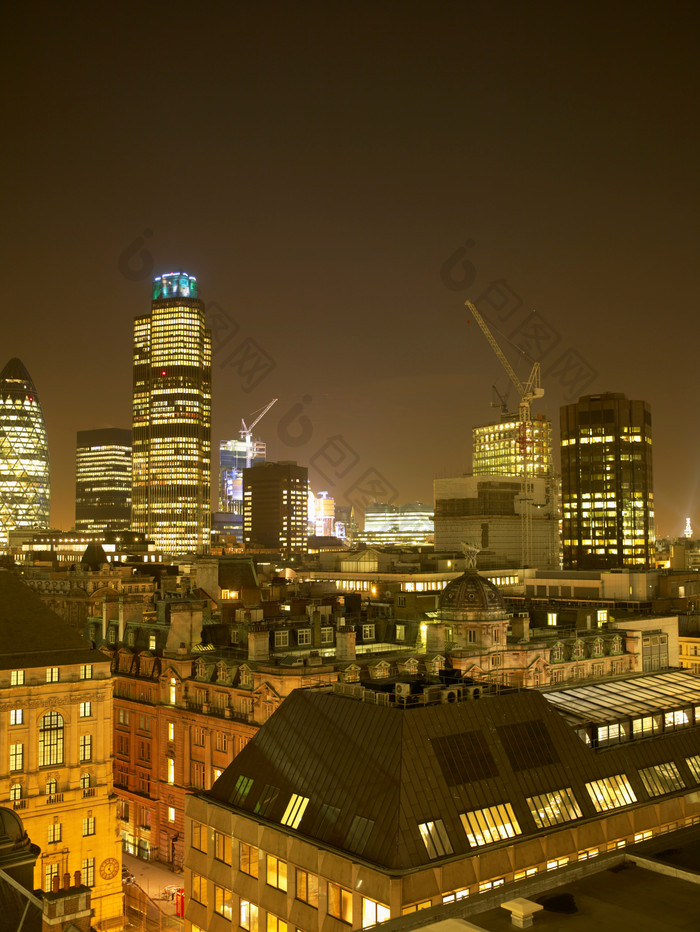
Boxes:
[175,888,185,917]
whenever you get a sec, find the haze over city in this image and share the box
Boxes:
[2,3,698,535]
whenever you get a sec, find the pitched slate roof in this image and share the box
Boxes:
[0,571,107,669]
[206,683,700,871]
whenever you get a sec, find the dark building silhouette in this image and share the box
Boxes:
[561,393,654,570]
[243,461,308,554]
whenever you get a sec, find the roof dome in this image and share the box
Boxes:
[438,570,508,621]
[0,807,27,845]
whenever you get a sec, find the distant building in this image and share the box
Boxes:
[360,502,434,547]
[131,272,212,556]
[0,574,121,928]
[243,462,308,555]
[219,438,266,513]
[0,358,50,550]
[433,475,559,569]
[75,428,132,534]
[308,491,336,538]
[561,393,654,570]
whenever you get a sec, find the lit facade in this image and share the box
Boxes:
[360,502,434,546]
[472,414,553,478]
[75,428,132,534]
[308,490,336,537]
[243,462,308,554]
[561,393,654,570]
[220,438,266,513]
[0,358,50,550]
[131,272,212,555]
[0,575,122,930]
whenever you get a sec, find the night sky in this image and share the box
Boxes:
[2,3,698,537]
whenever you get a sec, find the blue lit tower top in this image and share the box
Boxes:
[152,272,198,300]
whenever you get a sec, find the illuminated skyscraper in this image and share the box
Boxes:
[561,392,654,569]
[75,428,132,533]
[131,272,212,555]
[0,358,50,548]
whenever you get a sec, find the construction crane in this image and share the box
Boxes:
[490,384,511,418]
[240,398,278,468]
[465,300,544,566]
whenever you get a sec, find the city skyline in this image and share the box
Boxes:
[2,5,698,537]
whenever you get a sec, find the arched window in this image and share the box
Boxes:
[10,783,21,801]
[80,772,91,789]
[45,778,57,796]
[39,712,64,767]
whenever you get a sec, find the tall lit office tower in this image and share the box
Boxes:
[131,272,212,554]
[75,428,132,533]
[0,358,50,548]
[219,438,266,512]
[472,415,553,477]
[561,393,654,570]
[243,461,308,554]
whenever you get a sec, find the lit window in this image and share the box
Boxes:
[192,872,207,906]
[168,722,174,741]
[328,882,353,924]
[80,664,93,680]
[396,624,405,640]
[46,667,59,683]
[362,898,390,928]
[240,900,258,932]
[191,821,205,852]
[214,885,233,920]
[585,775,637,812]
[168,807,175,822]
[9,783,21,801]
[80,772,90,789]
[167,758,175,784]
[82,858,95,887]
[169,678,177,704]
[281,793,309,829]
[267,854,287,891]
[10,743,23,772]
[240,842,259,877]
[362,624,375,640]
[526,788,583,828]
[45,863,59,891]
[686,755,700,782]
[214,832,232,865]
[266,915,287,932]
[11,670,24,686]
[79,735,92,762]
[149,635,156,650]
[48,822,62,843]
[82,816,96,836]
[80,702,91,718]
[296,868,318,907]
[639,762,685,797]
[417,819,453,858]
[10,709,23,725]
[275,630,289,648]
[460,803,522,847]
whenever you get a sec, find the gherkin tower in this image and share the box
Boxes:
[0,358,50,548]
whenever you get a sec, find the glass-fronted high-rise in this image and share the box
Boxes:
[0,357,50,548]
[75,428,132,533]
[561,393,654,570]
[131,273,212,554]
